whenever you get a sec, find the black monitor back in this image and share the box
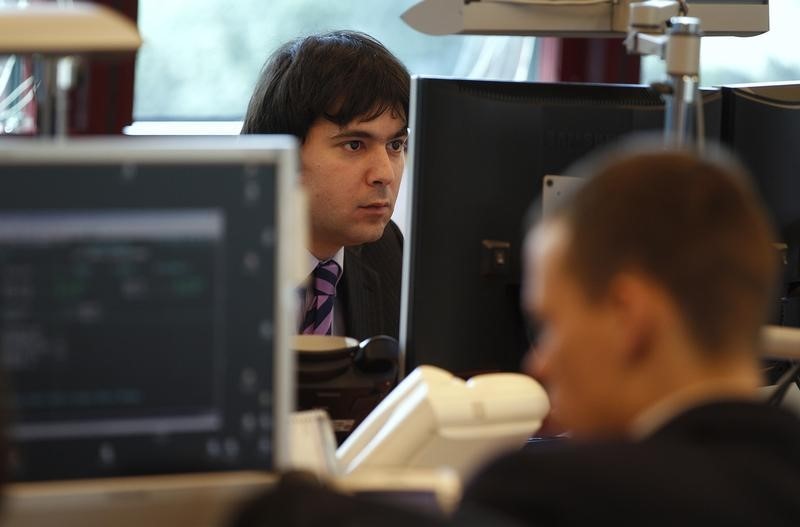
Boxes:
[720,82,800,327]
[402,77,721,376]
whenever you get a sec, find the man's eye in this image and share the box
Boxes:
[389,139,407,153]
[344,141,362,151]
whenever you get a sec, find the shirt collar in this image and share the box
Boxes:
[305,248,345,280]
[629,379,760,440]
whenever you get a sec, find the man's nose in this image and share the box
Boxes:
[526,345,551,386]
[368,148,397,187]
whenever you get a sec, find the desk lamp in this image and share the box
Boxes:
[402,0,768,148]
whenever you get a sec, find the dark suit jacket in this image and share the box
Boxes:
[340,220,403,341]
[459,401,800,526]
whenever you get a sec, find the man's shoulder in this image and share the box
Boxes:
[469,401,800,489]
[462,403,800,526]
[651,400,800,449]
[459,441,667,525]
[340,221,404,340]
[467,439,660,492]
[460,440,714,526]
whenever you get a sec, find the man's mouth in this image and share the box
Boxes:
[359,201,391,210]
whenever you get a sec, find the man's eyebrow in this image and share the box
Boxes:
[391,126,410,138]
[330,126,409,141]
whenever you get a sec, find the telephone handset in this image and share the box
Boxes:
[290,336,550,481]
[337,365,550,480]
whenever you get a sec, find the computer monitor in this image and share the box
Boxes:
[0,136,299,515]
[720,82,800,328]
[401,76,721,376]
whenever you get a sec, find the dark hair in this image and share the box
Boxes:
[241,30,410,139]
[543,138,779,353]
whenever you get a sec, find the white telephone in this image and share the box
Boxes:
[290,365,549,483]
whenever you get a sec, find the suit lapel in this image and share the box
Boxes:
[343,246,382,340]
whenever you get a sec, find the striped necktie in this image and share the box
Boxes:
[300,259,342,335]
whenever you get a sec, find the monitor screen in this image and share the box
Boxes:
[401,77,721,376]
[0,136,298,482]
[720,82,800,327]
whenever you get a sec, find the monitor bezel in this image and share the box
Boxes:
[0,135,300,473]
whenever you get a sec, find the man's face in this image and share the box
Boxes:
[524,222,628,439]
[300,110,408,258]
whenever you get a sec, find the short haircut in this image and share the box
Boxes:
[542,138,779,353]
[241,30,410,139]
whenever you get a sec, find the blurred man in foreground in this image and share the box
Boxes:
[458,139,800,526]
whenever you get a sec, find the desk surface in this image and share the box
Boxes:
[4,471,277,527]
[4,467,462,527]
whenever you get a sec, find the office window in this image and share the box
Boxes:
[133,0,537,120]
[642,1,800,86]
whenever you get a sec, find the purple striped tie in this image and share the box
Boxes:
[300,259,342,335]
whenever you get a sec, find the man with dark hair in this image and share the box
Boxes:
[458,141,800,526]
[242,30,409,340]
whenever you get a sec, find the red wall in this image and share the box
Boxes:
[538,38,641,84]
[71,0,138,134]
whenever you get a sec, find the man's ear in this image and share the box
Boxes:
[605,273,660,368]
